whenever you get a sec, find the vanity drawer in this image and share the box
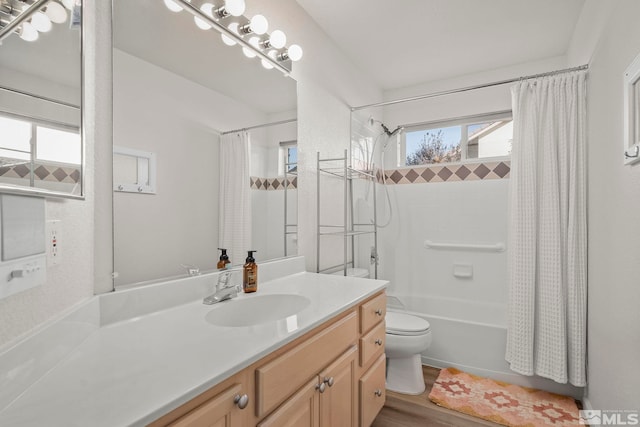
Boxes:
[360,292,386,334]
[359,354,386,427]
[359,321,385,368]
[255,311,358,418]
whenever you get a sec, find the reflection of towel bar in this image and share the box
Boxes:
[424,240,505,252]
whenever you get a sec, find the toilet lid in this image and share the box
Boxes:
[386,311,430,336]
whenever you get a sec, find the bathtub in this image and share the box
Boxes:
[388,294,583,398]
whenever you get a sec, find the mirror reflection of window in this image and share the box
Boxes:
[280,141,297,173]
[36,126,81,165]
[0,114,80,165]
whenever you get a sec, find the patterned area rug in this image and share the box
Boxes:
[428,368,580,427]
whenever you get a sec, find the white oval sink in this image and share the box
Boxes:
[205,294,311,327]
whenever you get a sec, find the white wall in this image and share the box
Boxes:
[567,0,640,412]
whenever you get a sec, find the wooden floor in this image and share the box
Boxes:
[372,366,503,427]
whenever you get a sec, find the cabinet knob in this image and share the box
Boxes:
[375,339,383,346]
[234,394,249,409]
[316,382,326,393]
[323,377,335,387]
[374,389,383,397]
[375,309,384,316]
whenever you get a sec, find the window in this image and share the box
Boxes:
[0,113,81,166]
[402,111,512,166]
[280,140,297,173]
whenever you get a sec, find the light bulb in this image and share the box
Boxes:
[45,2,67,24]
[261,50,277,70]
[19,22,39,42]
[221,22,239,46]
[287,44,303,62]
[31,12,52,32]
[249,14,268,35]
[194,3,213,30]
[242,36,260,58]
[249,36,260,48]
[61,0,75,11]
[242,47,256,58]
[224,0,245,17]
[163,0,183,13]
[269,30,286,49]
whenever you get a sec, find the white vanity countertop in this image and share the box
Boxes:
[0,271,386,427]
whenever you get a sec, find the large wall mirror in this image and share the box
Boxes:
[0,0,83,198]
[113,0,298,287]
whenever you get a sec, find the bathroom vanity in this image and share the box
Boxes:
[0,257,387,427]
[151,290,387,426]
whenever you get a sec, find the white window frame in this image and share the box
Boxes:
[400,110,512,167]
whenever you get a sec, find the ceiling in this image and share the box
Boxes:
[296,0,586,90]
[113,0,296,115]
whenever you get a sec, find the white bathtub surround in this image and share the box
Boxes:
[0,256,386,426]
[219,130,252,265]
[506,71,587,386]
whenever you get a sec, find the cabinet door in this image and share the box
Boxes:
[319,346,358,427]
[169,383,246,427]
[358,354,386,427]
[257,378,320,427]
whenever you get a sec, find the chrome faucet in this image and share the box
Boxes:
[203,271,239,305]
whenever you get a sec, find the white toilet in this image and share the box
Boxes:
[332,269,432,395]
[385,310,432,394]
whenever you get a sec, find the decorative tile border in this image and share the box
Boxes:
[250,176,297,191]
[379,161,510,184]
[0,162,80,183]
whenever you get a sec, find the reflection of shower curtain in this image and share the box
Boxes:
[506,71,587,387]
[219,131,251,265]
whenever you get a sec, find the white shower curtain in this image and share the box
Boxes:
[219,131,251,266]
[506,71,587,387]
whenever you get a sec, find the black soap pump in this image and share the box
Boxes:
[217,248,230,270]
[243,250,258,293]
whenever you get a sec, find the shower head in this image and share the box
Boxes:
[387,126,402,137]
[368,116,402,137]
[381,123,402,137]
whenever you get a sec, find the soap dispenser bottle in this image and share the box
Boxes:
[243,250,258,293]
[217,248,230,270]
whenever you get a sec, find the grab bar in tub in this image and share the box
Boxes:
[423,240,505,252]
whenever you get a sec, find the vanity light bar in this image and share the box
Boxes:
[0,0,50,43]
[172,0,297,75]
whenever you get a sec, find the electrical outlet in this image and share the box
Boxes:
[46,220,61,266]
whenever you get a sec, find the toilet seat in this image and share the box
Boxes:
[386,311,430,336]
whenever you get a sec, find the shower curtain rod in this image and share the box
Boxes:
[221,118,297,135]
[350,64,589,112]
